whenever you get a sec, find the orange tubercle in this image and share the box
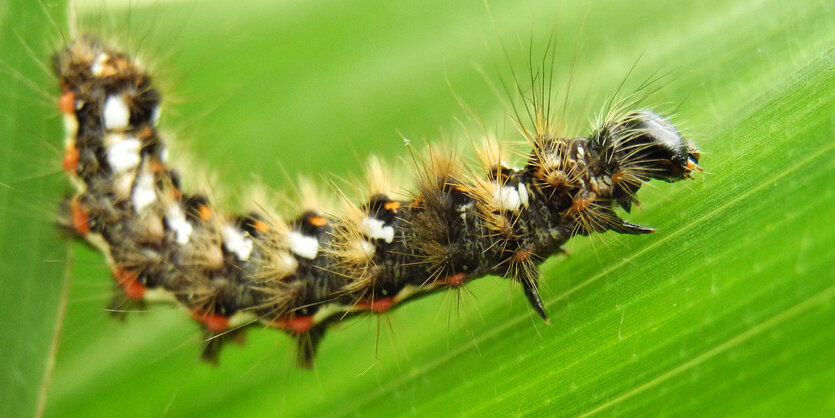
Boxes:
[58,91,75,114]
[383,201,401,211]
[356,297,395,313]
[252,220,270,232]
[113,268,146,300]
[274,315,314,333]
[62,144,79,173]
[408,196,423,209]
[138,126,154,139]
[308,216,328,227]
[440,272,467,287]
[570,194,595,212]
[70,198,90,236]
[122,281,146,300]
[190,310,229,333]
[198,205,212,221]
[150,160,165,173]
[512,245,535,262]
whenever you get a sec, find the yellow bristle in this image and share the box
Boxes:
[465,175,521,245]
[182,223,225,272]
[249,281,304,322]
[297,175,334,215]
[326,197,378,295]
[404,142,462,198]
[473,136,508,172]
[252,224,298,283]
[363,155,409,201]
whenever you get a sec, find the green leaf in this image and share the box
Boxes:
[2,0,833,416]
[0,1,70,417]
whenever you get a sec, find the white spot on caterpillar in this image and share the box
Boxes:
[159,146,169,162]
[105,135,142,172]
[113,171,137,199]
[62,114,78,139]
[278,250,299,272]
[223,225,253,260]
[518,182,529,208]
[142,288,178,304]
[132,172,156,212]
[103,95,130,130]
[288,231,319,259]
[165,204,193,244]
[359,240,376,258]
[576,143,585,158]
[150,105,161,127]
[90,53,108,76]
[493,185,521,212]
[362,217,394,243]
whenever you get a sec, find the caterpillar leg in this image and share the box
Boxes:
[201,328,247,365]
[106,283,145,320]
[521,276,548,321]
[296,326,327,369]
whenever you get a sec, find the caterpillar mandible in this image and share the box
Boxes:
[54,35,700,368]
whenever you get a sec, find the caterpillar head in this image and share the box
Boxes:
[598,110,701,184]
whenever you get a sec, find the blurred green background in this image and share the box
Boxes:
[1,0,833,416]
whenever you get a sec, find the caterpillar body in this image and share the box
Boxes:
[54,36,700,368]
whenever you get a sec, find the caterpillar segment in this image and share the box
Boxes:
[54,37,700,367]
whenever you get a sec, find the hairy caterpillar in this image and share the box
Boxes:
[53,35,700,369]
[6,0,833,416]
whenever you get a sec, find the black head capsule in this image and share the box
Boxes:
[596,110,701,184]
[627,110,700,181]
